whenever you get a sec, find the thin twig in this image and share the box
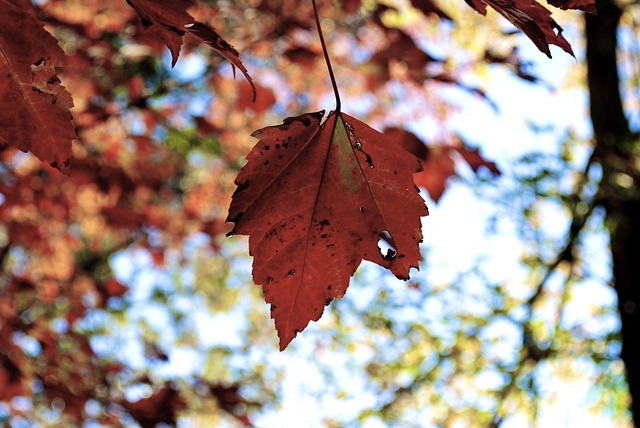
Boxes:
[311,0,341,112]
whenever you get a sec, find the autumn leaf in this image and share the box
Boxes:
[548,0,597,14]
[236,81,276,114]
[0,0,75,172]
[126,0,255,98]
[464,0,589,57]
[227,110,428,349]
[410,0,452,21]
[386,127,499,202]
[123,384,184,428]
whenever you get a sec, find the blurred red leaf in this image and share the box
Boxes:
[414,146,456,202]
[410,0,452,21]
[0,356,25,401]
[284,46,319,69]
[237,81,276,114]
[124,384,184,428]
[341,0,361,13]
[464,0,579,57]
[548,0,597,13]
[0,0,75,172]
[126,0,255,97]
[455,146,500,175]
[208,382,255,426]
[228,110,427,349]
[388,128,500,202]
[101,278,129,298]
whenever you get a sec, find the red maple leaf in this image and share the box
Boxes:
[0,0,75,172]
[386,127,499,202]
[464,0,594,57]
[227,110,428,349]
[126,0,254,97]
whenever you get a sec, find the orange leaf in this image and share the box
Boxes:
[227,111,428,349]
[0,0,75,172]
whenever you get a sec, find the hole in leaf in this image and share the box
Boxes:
[378,231,396,260]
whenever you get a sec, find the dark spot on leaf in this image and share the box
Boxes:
[140,17,153,28]
[266,276,274,283]
[275,144,280,149]
[33,58,45,66]
[327,284,332,290]
[397,254,405,259]
[51,94,56,104]
[264,160,269,165]
[264,145,270,150]
[359,205,364,212]
[319,219,330,227]
[288,269,296,276]
[320,233,329,239]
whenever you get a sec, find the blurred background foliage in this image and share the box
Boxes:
[0,0,638,427]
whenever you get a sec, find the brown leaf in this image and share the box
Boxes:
[0,0,75,172]
[227,111,428,349]
[410,0,452,21]
[548,0,596,13]
[484,47,539,83]
[126,0,255,97]
[284,46,319,69]
[124,384,184,428]
[464,0,575,58]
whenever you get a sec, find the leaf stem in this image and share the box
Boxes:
[312,0,341,112]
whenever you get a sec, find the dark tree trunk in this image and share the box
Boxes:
[586,0,640,425]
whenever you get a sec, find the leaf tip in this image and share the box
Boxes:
[278,330,298,351]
